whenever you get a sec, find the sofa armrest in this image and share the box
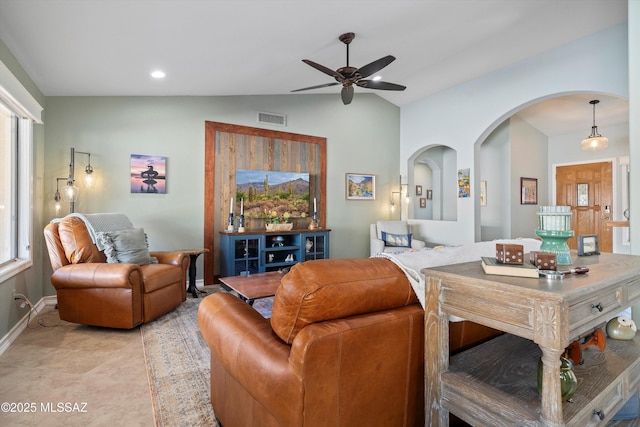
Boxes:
[198,293,302,420]
[370,238,385,257]
[151,251,190,300]
[51,263,143,290]
[150,251,189,270]
[411,239,426,250]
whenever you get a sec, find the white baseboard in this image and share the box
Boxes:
[0,295,58,357]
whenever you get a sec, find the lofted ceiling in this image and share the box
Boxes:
[0,0,629,136]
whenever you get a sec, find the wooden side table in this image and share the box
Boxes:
[180,248,209,298]
[423,252,640,426]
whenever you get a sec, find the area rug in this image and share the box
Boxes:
[141,288,273,427]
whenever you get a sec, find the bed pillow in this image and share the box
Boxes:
[96,228,158,265]
[381,231,412,248]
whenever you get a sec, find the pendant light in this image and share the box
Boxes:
[581,99,608,150]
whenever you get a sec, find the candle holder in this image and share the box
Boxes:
[238,214,245,233]
[308,212,319,230]
[227,213,234,232]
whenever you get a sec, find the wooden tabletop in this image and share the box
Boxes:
[177,248,210,256]
[218,271,283,300]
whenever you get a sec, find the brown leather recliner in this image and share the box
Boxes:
[199,258,503,427]
[44,216,190,329]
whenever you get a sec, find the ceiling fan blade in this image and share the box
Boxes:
[341,86,354,105]
[356,55,395,79]
[291,82,340,92]
[356,80,406,91]
[302,59,344,80]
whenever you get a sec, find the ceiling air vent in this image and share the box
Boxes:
[257,112,286,126]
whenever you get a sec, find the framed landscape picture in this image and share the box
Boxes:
[345,173,375,200]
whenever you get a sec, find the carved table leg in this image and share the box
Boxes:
[425,276,449,427]
[539,346,565,427]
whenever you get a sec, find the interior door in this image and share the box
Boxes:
[555,162,612,252]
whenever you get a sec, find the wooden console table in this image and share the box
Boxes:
[423,252,640,426]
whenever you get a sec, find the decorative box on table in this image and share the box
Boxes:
[529,251,557,271]
[496,244,524,264]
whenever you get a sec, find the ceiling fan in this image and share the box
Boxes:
[292,32,406,105]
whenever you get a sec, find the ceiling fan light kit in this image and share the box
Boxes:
[581,99,609,150]
[292,32,406,105]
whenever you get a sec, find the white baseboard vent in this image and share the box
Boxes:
[257,111,286,126]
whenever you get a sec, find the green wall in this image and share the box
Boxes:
[43,94,401,282]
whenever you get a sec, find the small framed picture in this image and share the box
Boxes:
[520,177,538,205]
[420,198,426,208]
[131,154,167,194]
[426,190,432,200]
[345,173,375,200]
[416,185,423,196]
[458,168,470,198]
[577,235,600,256]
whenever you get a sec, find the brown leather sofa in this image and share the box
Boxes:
[44,216,189,329]
[198,257,500,427]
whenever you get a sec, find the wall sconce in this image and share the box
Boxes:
[54,147,94,214]
[390,175,407,219]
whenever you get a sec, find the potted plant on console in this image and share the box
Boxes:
[266,211,293,231]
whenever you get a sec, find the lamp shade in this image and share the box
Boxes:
[63,182,79,202]
[581,134,609,150]
[581,100,608,150]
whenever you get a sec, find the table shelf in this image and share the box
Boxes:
[445,333,640,426]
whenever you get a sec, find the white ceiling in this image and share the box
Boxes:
[0,0,629,136]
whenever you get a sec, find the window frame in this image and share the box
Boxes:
[0,110,33,282]
[0,60,37,283]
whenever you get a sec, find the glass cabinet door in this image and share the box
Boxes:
[303,232,328,261]
[232,236,261,275]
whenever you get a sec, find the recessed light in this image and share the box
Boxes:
[151,70,166,79]
[372,75,382,81]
